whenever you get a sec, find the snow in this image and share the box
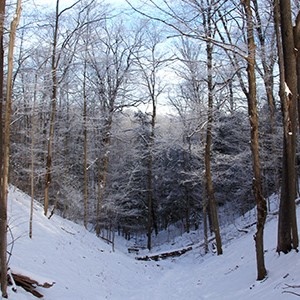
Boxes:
[6,186,300,300]
[284,82,292,97]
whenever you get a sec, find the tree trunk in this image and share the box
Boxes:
[184,189,190,233]
[147,94,156,250]
[276,0,299,253]
[147,151,153,250]
[253,0,276,133]
[294,11,300,130]
[0,0,5,296]
[83,58,88,229]
[202,177,209,254]
[1,0,22,296]
[95,158,102,236]
[204,15,222,255]
[253,0,279,193]
[29,74,38,239]
[0,0,5,295]
[243,0,267,280]
[95,116,112,236]
[183,137,192,233]
[44,0,59,216]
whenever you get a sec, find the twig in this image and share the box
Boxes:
[283,284,300,289]
[7,268,17,292]
[6,225,14,266]
[282,291,300,297]
[61,227,76,235]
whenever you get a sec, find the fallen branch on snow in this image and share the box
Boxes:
[61,227,76,235]
[237,222,257,234]
[282,284,300,297]
[136,246,193,261]
[8,271,55,298]
[282,290,300,297]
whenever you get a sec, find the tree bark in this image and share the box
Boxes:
[1,0,22,296]
[276,0,299,253]
[147,102,155,250]
[253,0,279,192]
[44,0,59,216]
[243,0,267,280]
[29,74,38,239]
[202,176,209,254]
[95,157,102,236]
[0,0,5,295]
[203,4,222,256]
[83,57,88,229]
[96,116,112,236]
[253,0,276,133]
[0,0,5,296]
[293,11,300,130]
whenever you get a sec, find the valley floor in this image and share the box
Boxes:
[7,187,300,300]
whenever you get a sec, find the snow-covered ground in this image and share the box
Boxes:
[6,186,300,299]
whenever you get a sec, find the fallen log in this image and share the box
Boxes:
[128,247,140,254]
[8,271,55,298]
[136,246,193,261]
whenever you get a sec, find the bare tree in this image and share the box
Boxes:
[202,0,222,256]
[85,20,140,235]
[0,0,6,296]
[293,11,300,129]
[29,73,38,239]
[126,0,274,275]
[253,0,277,132]
[127,0,224,255]
[1,0,22,297]
[83,53,89,229]
[133,22,168,250]
[171,37,205,235]
[242,0,267,280]
[275,0,299,253]
[44,0,86,216]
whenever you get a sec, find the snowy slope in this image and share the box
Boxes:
[6,186,300,300]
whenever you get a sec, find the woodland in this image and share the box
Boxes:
[0,0,299,297]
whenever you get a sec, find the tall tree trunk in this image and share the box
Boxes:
[294,11,300,130]
[184,191,190,233]
[253,0,280,195]
[83,58,88,229]
[29,73,38,239]
[243,0,267,281]
[95,157,102,236]
[276,0,299,253]
[1,1,22,297]
[44,0,59,216]
[183,137,192,234]
[228,80,234,114]
[0,0,5,296]
[0,0,5,194]
[204,10,222,255]
[147,148,153,250]
[253,0,276,133]
[202,177,209,254]
[96,115,112,236]
[147,94,156,250]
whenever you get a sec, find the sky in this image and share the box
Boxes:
[34,0,133,9]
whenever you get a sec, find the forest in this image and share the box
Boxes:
[0,0,299,296]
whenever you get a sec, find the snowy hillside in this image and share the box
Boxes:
[6,186,300,300]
